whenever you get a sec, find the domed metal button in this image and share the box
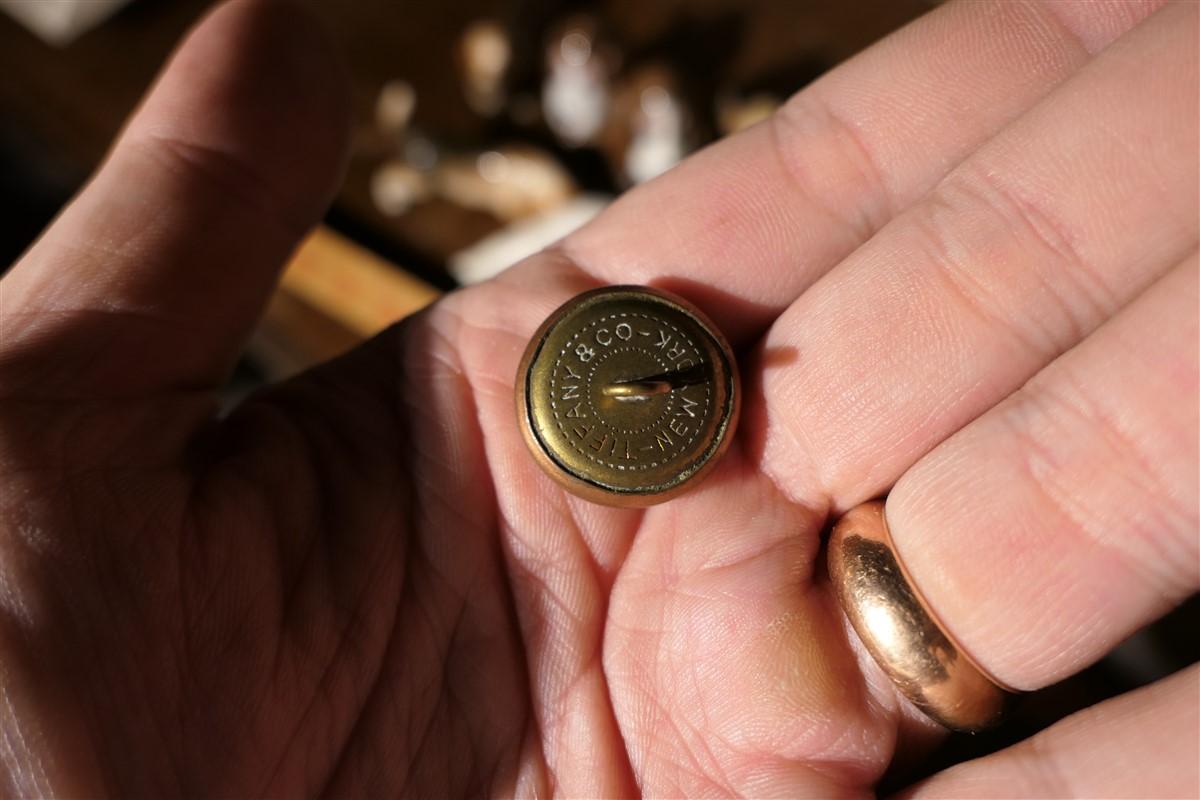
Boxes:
[516,285,740,506]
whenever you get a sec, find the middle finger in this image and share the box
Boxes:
[759,1,1197,512]
[558,0,1162,343]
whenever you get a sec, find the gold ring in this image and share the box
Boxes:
[827,500,1016,731]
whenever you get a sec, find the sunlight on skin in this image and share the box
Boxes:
[0,0,1194,797]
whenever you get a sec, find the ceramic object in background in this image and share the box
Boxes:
[448,193,609,285]
[716,92,781,136]
[542,16,617,148]
[459,19,511,117]
[370,160,431,217]
[0,0,132,45]
[375,79,418,140]
[608,65,691,185]
[435,146,575,222]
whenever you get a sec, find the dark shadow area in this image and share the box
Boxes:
[0,118,80,272]
[737,55,830,103]
[879,593,1200,793]
[647,275,783,347]
[734,339,799,472]
[620,9,748,142]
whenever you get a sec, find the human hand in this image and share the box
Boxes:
[0,0,1195,796]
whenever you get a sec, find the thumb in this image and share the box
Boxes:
[0,0,350,398]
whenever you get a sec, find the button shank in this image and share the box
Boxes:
[517,285,739,506]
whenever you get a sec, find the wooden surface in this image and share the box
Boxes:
[281,226,441,338]
[252,226,441,377]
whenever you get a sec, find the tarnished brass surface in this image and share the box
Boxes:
[517,285,739,506]
[828,501,1015,731]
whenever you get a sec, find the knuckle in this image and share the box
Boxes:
[770,92,893,240]
[910,163,1116,359]
[904,183,1054,360]
[136,131,306,242]
[1009,369,1199,596]
[955,163,1119,336]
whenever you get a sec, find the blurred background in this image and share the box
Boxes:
[0,0,935,377]
[0,0,1194,790]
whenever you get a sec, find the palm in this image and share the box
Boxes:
[4,0,1196,797]
[0,271,892,796]
[12,266,893,796]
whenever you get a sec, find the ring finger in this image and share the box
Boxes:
[759,0,1197,511]
[884,252,1197,692]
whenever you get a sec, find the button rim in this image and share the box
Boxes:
[516,284,740,507]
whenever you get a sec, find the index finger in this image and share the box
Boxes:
[554,0,1162,343]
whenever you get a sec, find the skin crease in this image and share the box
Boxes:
[0,1,1195,799]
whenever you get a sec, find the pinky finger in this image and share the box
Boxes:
[895,664,1200,799]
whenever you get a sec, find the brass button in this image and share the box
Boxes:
[516,285,739,506]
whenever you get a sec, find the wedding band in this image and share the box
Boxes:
[827,500,1016,731]
[516,286,738,506]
